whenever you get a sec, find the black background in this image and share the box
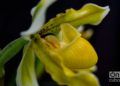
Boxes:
[0,0,119,86]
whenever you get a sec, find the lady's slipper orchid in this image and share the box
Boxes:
[32,23,99,86]
[0,0,110,85]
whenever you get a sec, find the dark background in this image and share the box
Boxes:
[0,0,119,86]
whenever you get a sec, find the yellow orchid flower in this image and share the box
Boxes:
[32,23,99,86]
[0,0,110,85]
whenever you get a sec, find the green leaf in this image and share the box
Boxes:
[0,37,28,77]
[16,43,38,86]
[40,3,110,36]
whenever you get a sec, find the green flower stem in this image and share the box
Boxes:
[0,37,28,66]
[0,37,28,77]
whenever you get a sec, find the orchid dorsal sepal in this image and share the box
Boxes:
[66,3,110,26]
[40,3,110,36]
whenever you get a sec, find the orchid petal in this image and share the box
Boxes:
[16,43,38,86]
[21,0,56,36]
